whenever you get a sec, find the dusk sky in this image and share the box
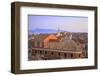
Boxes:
[28,15,88,32]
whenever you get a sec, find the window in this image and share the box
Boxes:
[32,50,35,55]
[35,50,37,53]
[40,50,42,54]
[79,54,81,58]
[58,53,60,56]
[45,51,47,54]
[71,54,73,58]
[64,53,67,57]
[51,52,54,55]
[37,42,40,47]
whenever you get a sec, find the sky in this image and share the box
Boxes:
[28,15,88,32]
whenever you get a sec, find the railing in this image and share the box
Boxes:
[29,47,82,54]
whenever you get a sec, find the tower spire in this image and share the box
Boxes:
[57,26,60,36]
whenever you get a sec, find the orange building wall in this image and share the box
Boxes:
[43,34,57,48]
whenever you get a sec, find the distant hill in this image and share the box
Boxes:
[28,28,88,35]
[29,28,58,34]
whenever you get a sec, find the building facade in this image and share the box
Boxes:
[28,32,87,60]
